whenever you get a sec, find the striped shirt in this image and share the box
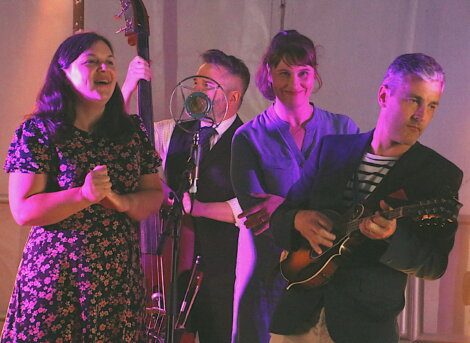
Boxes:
[343,152,398,207]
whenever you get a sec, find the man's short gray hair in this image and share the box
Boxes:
[382,53,445,91]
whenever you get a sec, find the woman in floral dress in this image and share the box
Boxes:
[1,32,163,342]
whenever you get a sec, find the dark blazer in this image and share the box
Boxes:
[270,131,463,343]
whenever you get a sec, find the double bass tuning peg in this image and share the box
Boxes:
[115,26,127,34]
[115,1,130,18]
[114,6,128,34]
[114,9,125,19]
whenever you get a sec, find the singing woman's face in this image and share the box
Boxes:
[63,40,117,106]
[269,59,315,108]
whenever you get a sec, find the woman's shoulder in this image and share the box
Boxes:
[5,115,53,173]
[314,106,359,133]
[14,115,51,140]
[315,106,351,121]
[235,108,272,136]
[127,113,153,136]
[127,113,143,126]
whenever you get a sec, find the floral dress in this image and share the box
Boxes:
[1,115,161,342]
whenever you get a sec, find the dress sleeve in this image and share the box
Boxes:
[4,118,52,174]
[271,135,326,250]
[334,113,360,135]
[346,117,360,134]
[231,128,267,210]
[129,114,161,175]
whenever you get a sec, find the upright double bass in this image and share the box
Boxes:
[117,1,201,342]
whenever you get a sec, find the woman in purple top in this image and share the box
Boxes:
[231,30,359,343]
[2,33,163,342]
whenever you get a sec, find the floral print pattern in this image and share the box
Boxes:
[2,115,161,342]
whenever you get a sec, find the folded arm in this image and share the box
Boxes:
[8,169,104,227]
[181,192,237,224]
[100,173,163,221]
[231,131,285,234]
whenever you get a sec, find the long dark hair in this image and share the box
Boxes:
[32,32,135,143]
[256,30,322,101]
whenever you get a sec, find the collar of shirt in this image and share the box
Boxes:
[265,103,318,155]
[267,103,317,131]
[201,114,237,146]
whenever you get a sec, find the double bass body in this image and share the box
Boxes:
[117,1,202,342]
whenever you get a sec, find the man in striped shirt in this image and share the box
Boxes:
[269,53,463,343]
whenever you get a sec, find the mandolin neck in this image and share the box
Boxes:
[345,207,405,232]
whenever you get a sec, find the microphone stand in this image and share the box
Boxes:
[158,130,201,343]
[157,190,182,343]
[188,131,201,195]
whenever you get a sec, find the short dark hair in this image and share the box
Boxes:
[256,30,322,101]
[383,53,445,91]
[201,49,250,97]
[33,32,134,143]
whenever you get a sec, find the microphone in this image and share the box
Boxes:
[170,75,228,127]
[169,75,228,196]
[184,92,212,120]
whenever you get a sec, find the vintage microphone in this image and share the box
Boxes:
[159,75,228,342]
[184,91,212,120]
[184,90,211,195]
[170,75,228,127]
[170,75,228,195]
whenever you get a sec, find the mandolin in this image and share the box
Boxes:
[279,197,462,290]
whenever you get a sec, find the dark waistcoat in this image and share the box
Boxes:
[165,117,243,277]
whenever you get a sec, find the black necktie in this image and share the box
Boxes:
[198,126,217,159]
